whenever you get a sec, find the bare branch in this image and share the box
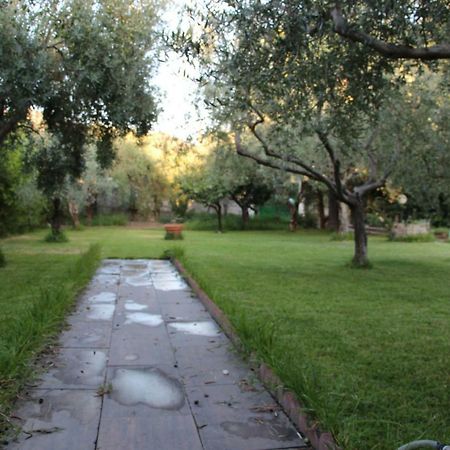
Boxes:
[243,108,337,192]
[331,6,450,61]
[354,178,386,197]
[234,132,310,177]
[315,129,350,201]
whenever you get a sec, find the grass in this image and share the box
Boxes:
[388,233,436,242]
[0,243,101,435]
[1,227,449,449]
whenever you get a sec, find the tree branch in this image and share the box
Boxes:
[331,6,450,60]
[354,178,386,197]
[315,129,350,201]
[243,108,337,193]
[234,132,310,177]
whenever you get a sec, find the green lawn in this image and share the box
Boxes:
[1,227,449,449]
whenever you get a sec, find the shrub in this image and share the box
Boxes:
[161,246,185,261]
[184,212,290,232]
[44,230,69,243]
[388,233,435,243]
[0,248,5,268]
[365,213,387,228]
[84,213,128,226]
[164,231,184,240]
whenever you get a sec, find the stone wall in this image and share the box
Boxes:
[391,220,430,238]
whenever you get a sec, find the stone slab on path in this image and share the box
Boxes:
[8,259,308,450]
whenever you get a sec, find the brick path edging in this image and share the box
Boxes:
[173,259,342,450]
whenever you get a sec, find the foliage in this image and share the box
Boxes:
[388,70,450,224]
[212,137,280,223]
[177,156,230,231]
[1,0,162,236]
[164,231,184,240]
[0,135,46,236]
[175,0,449,265]
[184,212,290,231]
[111,137,169,220]
[0,0,160,149]
[44,230,69,243]
[84,213,128,227]
[161,246,185,261]
[388,233,436,243]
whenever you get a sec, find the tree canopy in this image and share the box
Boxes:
[0,0,161,169]
[174,0,449,265]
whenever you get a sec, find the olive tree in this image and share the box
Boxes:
[176,0,449,266]
[1,0,162,236]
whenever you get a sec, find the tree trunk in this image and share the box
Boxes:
[215,204,223,232]
[327,190,340,232]
[51,197,62,236]
[350,201,369,267]
[339,202,351,233]
[288,202,298,231]
[316,190,326,229]
[68,199,80,228]
[241,206,250,229]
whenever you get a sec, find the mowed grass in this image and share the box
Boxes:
[1,227,449,449]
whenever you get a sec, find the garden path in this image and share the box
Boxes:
[9,259,307,450]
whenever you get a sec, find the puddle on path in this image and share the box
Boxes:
[110,368,185,410]
[124,312,163,327]
[125,273,152,287]
[168,321,220,336]
[124,300,148,311]
[98,265,121,275]
[94,274,119,286]
[89,292,116,303]
[122,261,149,269]
[87,304,115,321]
[153,280,187,291]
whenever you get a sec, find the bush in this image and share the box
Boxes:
[365,213,387,228]
[161,246,185,261]
[433,227,449,235]
[0,248,5,268]
[44,230,69,243]
[164,231,184,240]
[388,233,435,243]
[297,212,318,229]
[84,213,128,226]
[184,212,290,231]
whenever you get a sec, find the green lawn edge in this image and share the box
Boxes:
[0,243,101,436]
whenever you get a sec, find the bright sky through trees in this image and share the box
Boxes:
[153,0,204,140]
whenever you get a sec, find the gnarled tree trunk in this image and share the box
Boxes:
[327,190,340,232]
[241,206,250,229]
[51,197,62,236]
[211,203,223,232]
[316,190,327,229]
[350,201,368,267]
[68,199,80,228]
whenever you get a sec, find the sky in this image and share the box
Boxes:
[152,1,206,141]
